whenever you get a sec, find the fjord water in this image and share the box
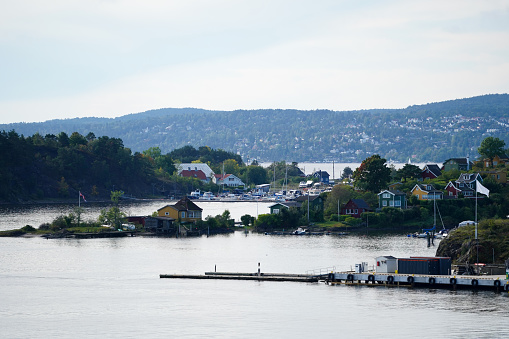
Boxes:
[1,202,508,338]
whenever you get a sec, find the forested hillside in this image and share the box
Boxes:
[0,131,253,203]
[0,131,156,202]
[2,94,509,163]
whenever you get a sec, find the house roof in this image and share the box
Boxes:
[214,174,232,180]
[180,170,207,181]
[423,164,442,177]
[412,184,442,193]
[269,201,302,209]
[173,197,202,211]
[177,163,214,177]
[444,158,471,165]
[445,181,461,191]
[376,255,397,260]
[158,197,203,212]
[295,195,323,202]
[456,172,481,184]
[313,170,330,178]
[347,199,371,210]
[378,189,405,196]
[147,216,176,221]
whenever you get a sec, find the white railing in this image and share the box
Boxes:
[306,266,336,276]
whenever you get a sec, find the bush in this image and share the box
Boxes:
[39,223,50,230]
[21,225,36,232]
[344,217,362,226]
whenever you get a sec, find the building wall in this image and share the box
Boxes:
[375,257,397,273]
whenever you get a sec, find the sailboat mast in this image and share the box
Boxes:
[433,193,436,227]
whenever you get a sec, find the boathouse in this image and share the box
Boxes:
[144,216,175,234]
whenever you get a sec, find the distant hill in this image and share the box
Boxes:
[2,94,509,163]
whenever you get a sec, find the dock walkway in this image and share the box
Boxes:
[160,272,321,282]
[160,270,509,292]
[328,272,509,291]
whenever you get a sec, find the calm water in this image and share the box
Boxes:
[0,203,508,338]
[0,200,273,231]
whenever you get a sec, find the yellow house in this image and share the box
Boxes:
[411,184,443,201]
[483,154,509,168]
[481,170,507,184]
[158,197,203,224]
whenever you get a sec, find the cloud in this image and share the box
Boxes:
[0,1,508,123]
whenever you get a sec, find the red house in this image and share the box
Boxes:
[444,181,461,198]
[341,199,372,218]
[421,164,442,181]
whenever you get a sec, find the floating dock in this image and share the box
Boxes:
[326,272,509,292]
[160,270,509,292]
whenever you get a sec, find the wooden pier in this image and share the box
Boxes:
[160,272,321,282]
[326,272,509,292]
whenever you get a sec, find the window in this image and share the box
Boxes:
[165,212,169,216]
[354,209,358,214]
[188,211,201,218]
[383,193,390,198]
[181,211,186,218]
[273,209,280,214]
[395,200,401,207]
[389,201,394,207]
[383,201,387,206]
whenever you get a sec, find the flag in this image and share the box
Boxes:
[79,191,87,202]
[476,180,489,197]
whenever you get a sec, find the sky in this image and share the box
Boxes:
[1,0,508,124]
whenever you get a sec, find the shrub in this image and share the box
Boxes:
[21,225,36,232]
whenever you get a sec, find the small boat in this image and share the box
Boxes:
[188,190,201,199]
[201,192,215,200]
[293,227,307,235]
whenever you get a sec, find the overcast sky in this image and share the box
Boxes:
[1,0,508,124]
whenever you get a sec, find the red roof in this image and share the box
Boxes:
[180,170,207,180]
[214,174,231,180]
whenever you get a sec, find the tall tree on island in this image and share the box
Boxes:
[477,136,506,166]
[396,164,421,182]
[353,154,391,192]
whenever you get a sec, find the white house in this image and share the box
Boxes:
[375,256,398,273]
[213,174,245,187]
[178,163,215,181]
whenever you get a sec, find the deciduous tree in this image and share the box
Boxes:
[478,137,506,165]
[353,154,391,192]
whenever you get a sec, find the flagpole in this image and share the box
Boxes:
[475,182,479,272]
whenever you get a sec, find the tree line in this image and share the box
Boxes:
[0,130,277,202]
